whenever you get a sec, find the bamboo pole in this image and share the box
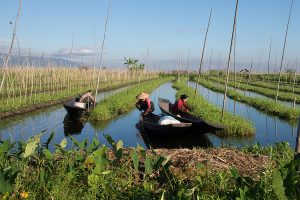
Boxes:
[275,0,294,102]
[95,0,111,102]
[221,0,239,120]
[194,8,212,99]
[0,0,22,93]
[267,37,272,82]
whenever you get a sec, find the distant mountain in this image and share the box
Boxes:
[0,53,80,67]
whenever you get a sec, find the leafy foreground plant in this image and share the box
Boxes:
[89,77,172,121]
[0,132,299,200]
[173,80,255,136]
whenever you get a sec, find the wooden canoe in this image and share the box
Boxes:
[158,98,224,132]
[138,113,192,135]
[63,99,95,117]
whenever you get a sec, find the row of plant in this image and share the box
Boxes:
[238,79,300,95]
[0,132,298,199]
[89,77,172,121]
[0,76,158,115]
[205,75,300,104]
[205,74,300,95]
[0,67,159,99]
[190,77,300,120]
[173,80,255,136]
[206,70,300,85]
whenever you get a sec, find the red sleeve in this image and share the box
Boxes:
[146,98,151,107]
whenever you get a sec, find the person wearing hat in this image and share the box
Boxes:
[135,92,155,116]
[171,94,190,116]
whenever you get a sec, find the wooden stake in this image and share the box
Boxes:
[267,37,272,82]
[275,0,294,102]
[194,8,212,99]
[221,0,239,120]
[95,0,111,102]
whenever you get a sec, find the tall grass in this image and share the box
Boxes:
[0,67,159,114]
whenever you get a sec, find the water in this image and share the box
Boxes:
[190,81,298,148]
[1,81,297,150]
[0,82,211,150]
[226,85,300,108]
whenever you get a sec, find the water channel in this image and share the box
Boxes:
[0,81,297,150]
[190,81,298,148]
[0,82,211,150]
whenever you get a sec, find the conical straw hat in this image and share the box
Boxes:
[136,92,149,100]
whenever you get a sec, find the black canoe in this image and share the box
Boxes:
[63,99,95,116]
[158,98,224,132]
[138,113,192,134]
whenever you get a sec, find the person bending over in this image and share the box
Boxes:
[79,90,95,108]
[135,92,155,116]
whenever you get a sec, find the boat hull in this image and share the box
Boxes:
[158,98,224,132]
[138,113,192,135]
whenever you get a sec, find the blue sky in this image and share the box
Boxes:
[0,0,299,71]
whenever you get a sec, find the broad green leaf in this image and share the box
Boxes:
[272,170,287,200]
[116,140,123,150]
[43,149,53,160]
[145,155,153,175]
[60,138,67,149]
[23,135,40,158]
[0,172,13,194]
[101,170,111,175]
[131,150,139,171]
[93,146,108,174]
[230,167,240,180]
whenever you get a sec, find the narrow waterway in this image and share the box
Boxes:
[0,82,211,150]
[189,81,298,148]
[1,81,297,150]
[209,79,299,108]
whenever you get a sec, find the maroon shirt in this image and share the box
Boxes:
[171,99,189,115]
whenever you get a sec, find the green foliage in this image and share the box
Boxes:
[124,57,145,71]
[0,133,299,199]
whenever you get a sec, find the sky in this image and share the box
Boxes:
[0,0,299,71]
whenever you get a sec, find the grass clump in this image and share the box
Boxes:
[173,80,255,136]
[89,77,173,121]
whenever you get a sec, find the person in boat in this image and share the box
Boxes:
[135,92,155,116]
[171,94,190,116]
[79,90,95,108]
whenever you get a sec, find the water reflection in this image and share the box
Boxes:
[138,125,213,149]
[63,114,85,136]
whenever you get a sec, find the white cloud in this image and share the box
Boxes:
[53,47,97,57]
